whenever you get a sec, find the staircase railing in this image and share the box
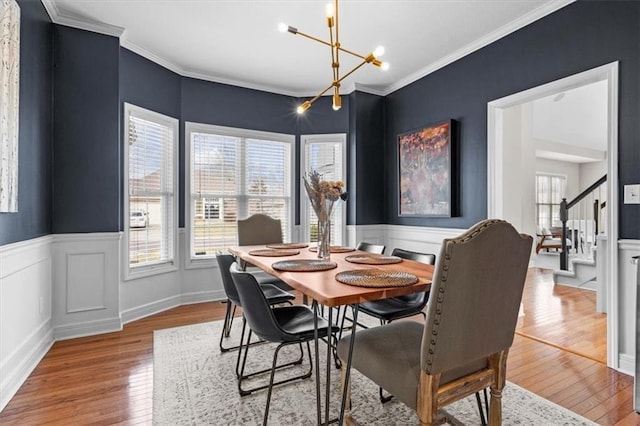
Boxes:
[559,174,606,270]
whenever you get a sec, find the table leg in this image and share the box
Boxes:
[312,301,322,426]
[325,306,333,425]
[339,304,359,424]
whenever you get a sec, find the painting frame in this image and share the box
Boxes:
[398,119,454,217]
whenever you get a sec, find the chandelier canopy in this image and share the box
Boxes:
[279,0,389,113]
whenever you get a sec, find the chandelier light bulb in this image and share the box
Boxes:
[278,22,288,32]
[373,46,385,57]
[332,93,342,111]
[381,62,390,71]
[297,101,312,114]
[325,3,334,18]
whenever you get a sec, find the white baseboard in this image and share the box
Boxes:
[0,320,54,412]
[181,290,226,305]
[53,317,123,341]
[618,353,634,377]
[120,294,183,325]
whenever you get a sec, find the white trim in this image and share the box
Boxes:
[383,0,575,95]
[487,61,620,369]
[300,133,348,245]
[180,290,225,305]
[618,354,634,377]
[0,320,54,412]
[123,103,179,281]
[619,240,640,251]
[53,317,122,341]
[41,0,124,37]
[42,0,574,98]
[53,232,121,244]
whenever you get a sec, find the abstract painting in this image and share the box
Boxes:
[398,120,453,217]
[0,0,20,212]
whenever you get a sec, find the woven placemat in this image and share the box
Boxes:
[266,243,309,249]
[248,249,300,257]
[308,246,355,253]
[272,259,337,272]
[335,270,419,287]
[345,254,403,265]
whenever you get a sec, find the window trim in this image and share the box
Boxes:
[185,122,296,269]
[300,133,347,245]
[123,103,179,280]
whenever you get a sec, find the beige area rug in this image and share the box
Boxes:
[153,320,597,425]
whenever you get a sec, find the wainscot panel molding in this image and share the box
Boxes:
[121,228,224,324]
[52,232,122,340]
[383,224,466,256]
[617,239,640,375]
[346,224,385,250]
[0,235,54,411]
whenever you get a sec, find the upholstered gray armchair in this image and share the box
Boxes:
[337,219,532,425]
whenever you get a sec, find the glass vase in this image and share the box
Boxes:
[316,218,331,261]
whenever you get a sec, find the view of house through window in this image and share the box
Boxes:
[187,123,294,258]
[535,174,566,229]
[124,104,178,271]
[301,134,346,245]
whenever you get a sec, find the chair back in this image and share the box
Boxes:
[237,214,283,246]
[391,248,435,265]
[357,241,386,255]
[230,269,290,342]
[421,219,532,375]
[215,253,242,306]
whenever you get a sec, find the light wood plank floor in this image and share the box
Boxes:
[0,268,636,425]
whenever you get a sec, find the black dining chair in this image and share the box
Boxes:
[356,241,386,254]
[216,253,302,396]
[231,269,340,425]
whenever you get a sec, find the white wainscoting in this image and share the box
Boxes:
[52,233,122,340]
[0,235,54,411]
[617,239,640,376]
[383,224,466,255]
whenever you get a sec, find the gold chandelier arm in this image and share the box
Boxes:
[335,0,340,83]
[334,58,369,85]
[291,29,332,48]
[306,81,338,109]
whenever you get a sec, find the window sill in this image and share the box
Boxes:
[185,256,219,270]
[124,261,178,281]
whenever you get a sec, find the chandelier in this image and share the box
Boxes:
[279,0,389,114]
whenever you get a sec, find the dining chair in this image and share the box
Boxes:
[237,214,293,291]
[337,219,532,425]
[356,241,386,254]
[216,253,305,397]
[231,268,340,425]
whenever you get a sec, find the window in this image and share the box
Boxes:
[124,104,178,276]
[301,134,347,245]
[186,123,294,260]
[536,174,566,229]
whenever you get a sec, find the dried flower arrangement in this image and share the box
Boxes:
[302,170,348,222]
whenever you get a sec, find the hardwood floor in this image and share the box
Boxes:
[0,268,636,425]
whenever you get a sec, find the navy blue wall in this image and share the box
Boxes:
[385,0,640,239]
[348,91,385,225]
[52,26,120,233]
[0,0,53,246]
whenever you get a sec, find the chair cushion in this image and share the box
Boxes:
[358,293,428,322]
[273,306,339,341]
[337,321,423,409]
[337,321,489,410]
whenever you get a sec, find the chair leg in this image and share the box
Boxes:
[263,341,313,426]
[379,386,393,403]
[227,304,237,337]
[219,300,233,352]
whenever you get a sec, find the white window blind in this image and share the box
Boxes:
[125,104,177,271]
[536,174,566,229]
[302,135,346,245]
[187,123,293,258]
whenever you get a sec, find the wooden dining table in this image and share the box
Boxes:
[228,244,434,425]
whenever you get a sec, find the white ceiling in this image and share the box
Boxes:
[43,0,573,97]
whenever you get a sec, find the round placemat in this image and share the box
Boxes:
[266,243,309,249]
[272,259,337,272]
[345,254,403,265]
[335,270,418,287]
[308,246,355,253]
[248,249,300,257]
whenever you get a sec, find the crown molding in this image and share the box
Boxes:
[382,0,576,95]
[41,0,124,38]
[42,0,575,98]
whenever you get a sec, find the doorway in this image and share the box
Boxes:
[487,62,619,368]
